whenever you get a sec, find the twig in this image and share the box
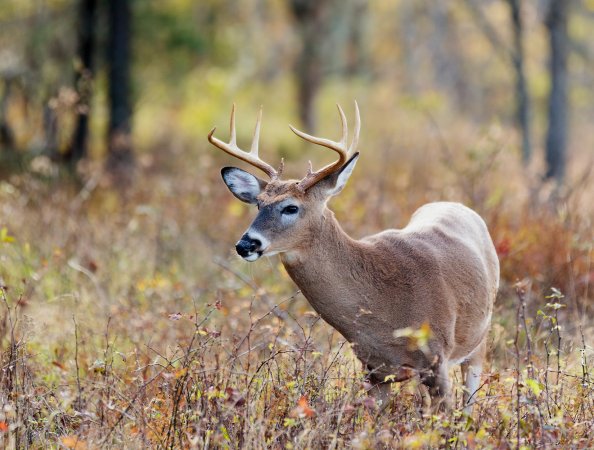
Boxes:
[73,315,82,412]
[515,282,546,449]
[513,283,524,448]
[100,366,169,446]
[68,259,109,305]
[215,257,305,341]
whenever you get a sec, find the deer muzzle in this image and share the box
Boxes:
[235,234,263,261]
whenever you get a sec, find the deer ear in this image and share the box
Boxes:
[221,167,267,204]
[313,152,359,197]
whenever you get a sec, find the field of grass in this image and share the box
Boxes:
[1,94,593,448]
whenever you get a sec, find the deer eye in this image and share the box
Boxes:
[281,205,299,215]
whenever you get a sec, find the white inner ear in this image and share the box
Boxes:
[224,169,262,201]
[327,155,359,197]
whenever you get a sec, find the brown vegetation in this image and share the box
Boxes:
[1,0,593,447]
[1,102,592,446]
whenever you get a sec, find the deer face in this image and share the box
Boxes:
[209,103,360,261]
[222,154,358,261]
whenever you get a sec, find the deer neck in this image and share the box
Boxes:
[280,208,365,337]
[281,208,353,267]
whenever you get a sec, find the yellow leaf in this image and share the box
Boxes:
[525,378,543,397]
[0,227,14,243]
[419,322,432,337]
[174,367,188,379]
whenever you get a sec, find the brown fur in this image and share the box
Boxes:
[249,179,499,412]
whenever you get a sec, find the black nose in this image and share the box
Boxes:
[235,235,262,257]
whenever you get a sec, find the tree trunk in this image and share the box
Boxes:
[0,78,15,150]
[345,0,370,77]
[106,0,134,180]
[43,99,58,155]
[428,1,468,111]
[507,0,532,164]
[288,0,331,133]
[544,0,569,182]
[64,0,97,167]
[399,2,421,94]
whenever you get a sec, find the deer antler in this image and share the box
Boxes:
[290,102,360,191]
[208,104,281,179]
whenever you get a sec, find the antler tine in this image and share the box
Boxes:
[208,105,278,179]
[349,100,360,154]
[288,125,348,162]
[337,104,348,149]
[291,102,360,191]
[229,103,237,146]
[251,106,262,156]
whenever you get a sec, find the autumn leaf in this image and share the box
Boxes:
[174,367,188,379]
[52,361,67,371]
[485,373,500,384]
[0,421,8,432]
[85,259,98,273]
[225,387,246,407]
[60,436,87,449]
[289,395,316,418]
[495,237,511,257]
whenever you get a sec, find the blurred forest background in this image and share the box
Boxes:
[1,0,592,182]
[1,0,594,448]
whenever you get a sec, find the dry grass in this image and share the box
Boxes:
[0,107,593,448]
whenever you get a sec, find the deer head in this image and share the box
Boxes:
[209,103,361,261]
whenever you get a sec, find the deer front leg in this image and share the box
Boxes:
[366,380,392,411]
[422,359,452,413]
[461,338,486,414]
[417,383,432,418]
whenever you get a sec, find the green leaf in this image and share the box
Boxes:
[526,378,544,396]
[283,418,297,428]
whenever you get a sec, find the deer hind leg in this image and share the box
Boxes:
[461,338,486,414]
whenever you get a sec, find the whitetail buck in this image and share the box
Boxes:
[208,103,499,413]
